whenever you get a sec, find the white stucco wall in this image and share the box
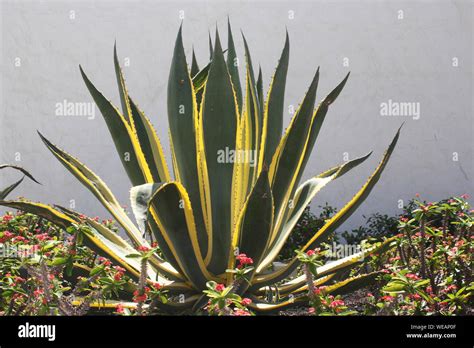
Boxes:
[0,0,472,233]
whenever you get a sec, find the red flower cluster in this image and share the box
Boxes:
[241,298,252,306]
[405,273,420,281]
[381,295,394,302]
[2,214,13,223]
[116,303,125,314]
[98,257,112,266]
[329,299,345,308]
[236,253,253,268]
[133,287,151,303]
[113,266,125,281]
[0,231,14,243]
[233,309,251,316]
[214,283,225,292]
[137,245,151,252]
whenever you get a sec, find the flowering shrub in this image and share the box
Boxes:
[0,211,167,315]
[203,281,254,316]
[1,194,471,316]
[308,286,357,316]
[360,195,473,315]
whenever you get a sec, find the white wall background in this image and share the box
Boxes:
[0,0,472,234]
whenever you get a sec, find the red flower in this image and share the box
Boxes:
[113,266,126,273]
[308,307,315,314]
[236,253,254,266]
[367,293,374,297]
[329,299,345,308]
[133,290,147,303]
[233,309,251,316]
[33,289,44,297]
[98,257,111,266]
[409,293,421,301]
[137,245,151,252]
[444,284,457,293]
[306,249,316,256]
[241,298,252,306]
[2,215,13,222]
[116,304,125,314]
[152,282,162,290]
[406,273,420,280]
[36,233,49,241]
[215,283,225,292]
[381,295,394,302]
[114,272,123,281]
[460,193,470,200]
[15,276,25,283]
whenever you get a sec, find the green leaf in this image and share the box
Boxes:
[230,169,273,281]
[50,257,69,266]
[261,31,289,167]
[226,18,242,112]
[201,29,239,274]
[148,182,214,290]
[90,265,105,276]
[254,126,402,287]
[167,25,208,256]
[79,65,150,186]
[0,177,24,200]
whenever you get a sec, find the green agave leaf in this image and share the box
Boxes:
[261,31,289,169]
[293,72,351,189]
[0,177,24,200]
[257,237,397,295]
[241,33,261,187]
[55,204,182,281]
[253,126,402,288]
[228,169,273,290]
[148,182,215,290]
[268,68,320,242]
[247,295,306,313]
[37,132,144,246]
[192,62,211,93]
[0,200,162,281]
[113,42,133,122]
[79,65,151,186]
[168,25,208,255]
[320,272,383,296]
[226,18,242,112]
[128,98,171,183]
[256,66,264,117]
[201,29,239,274]
[191,48,200,77]
[113,44,171,183]
[0,164,41,184]
[258,152,371,271]
[0,200,75,229]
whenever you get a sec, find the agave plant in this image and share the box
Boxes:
[0,21,401,313]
